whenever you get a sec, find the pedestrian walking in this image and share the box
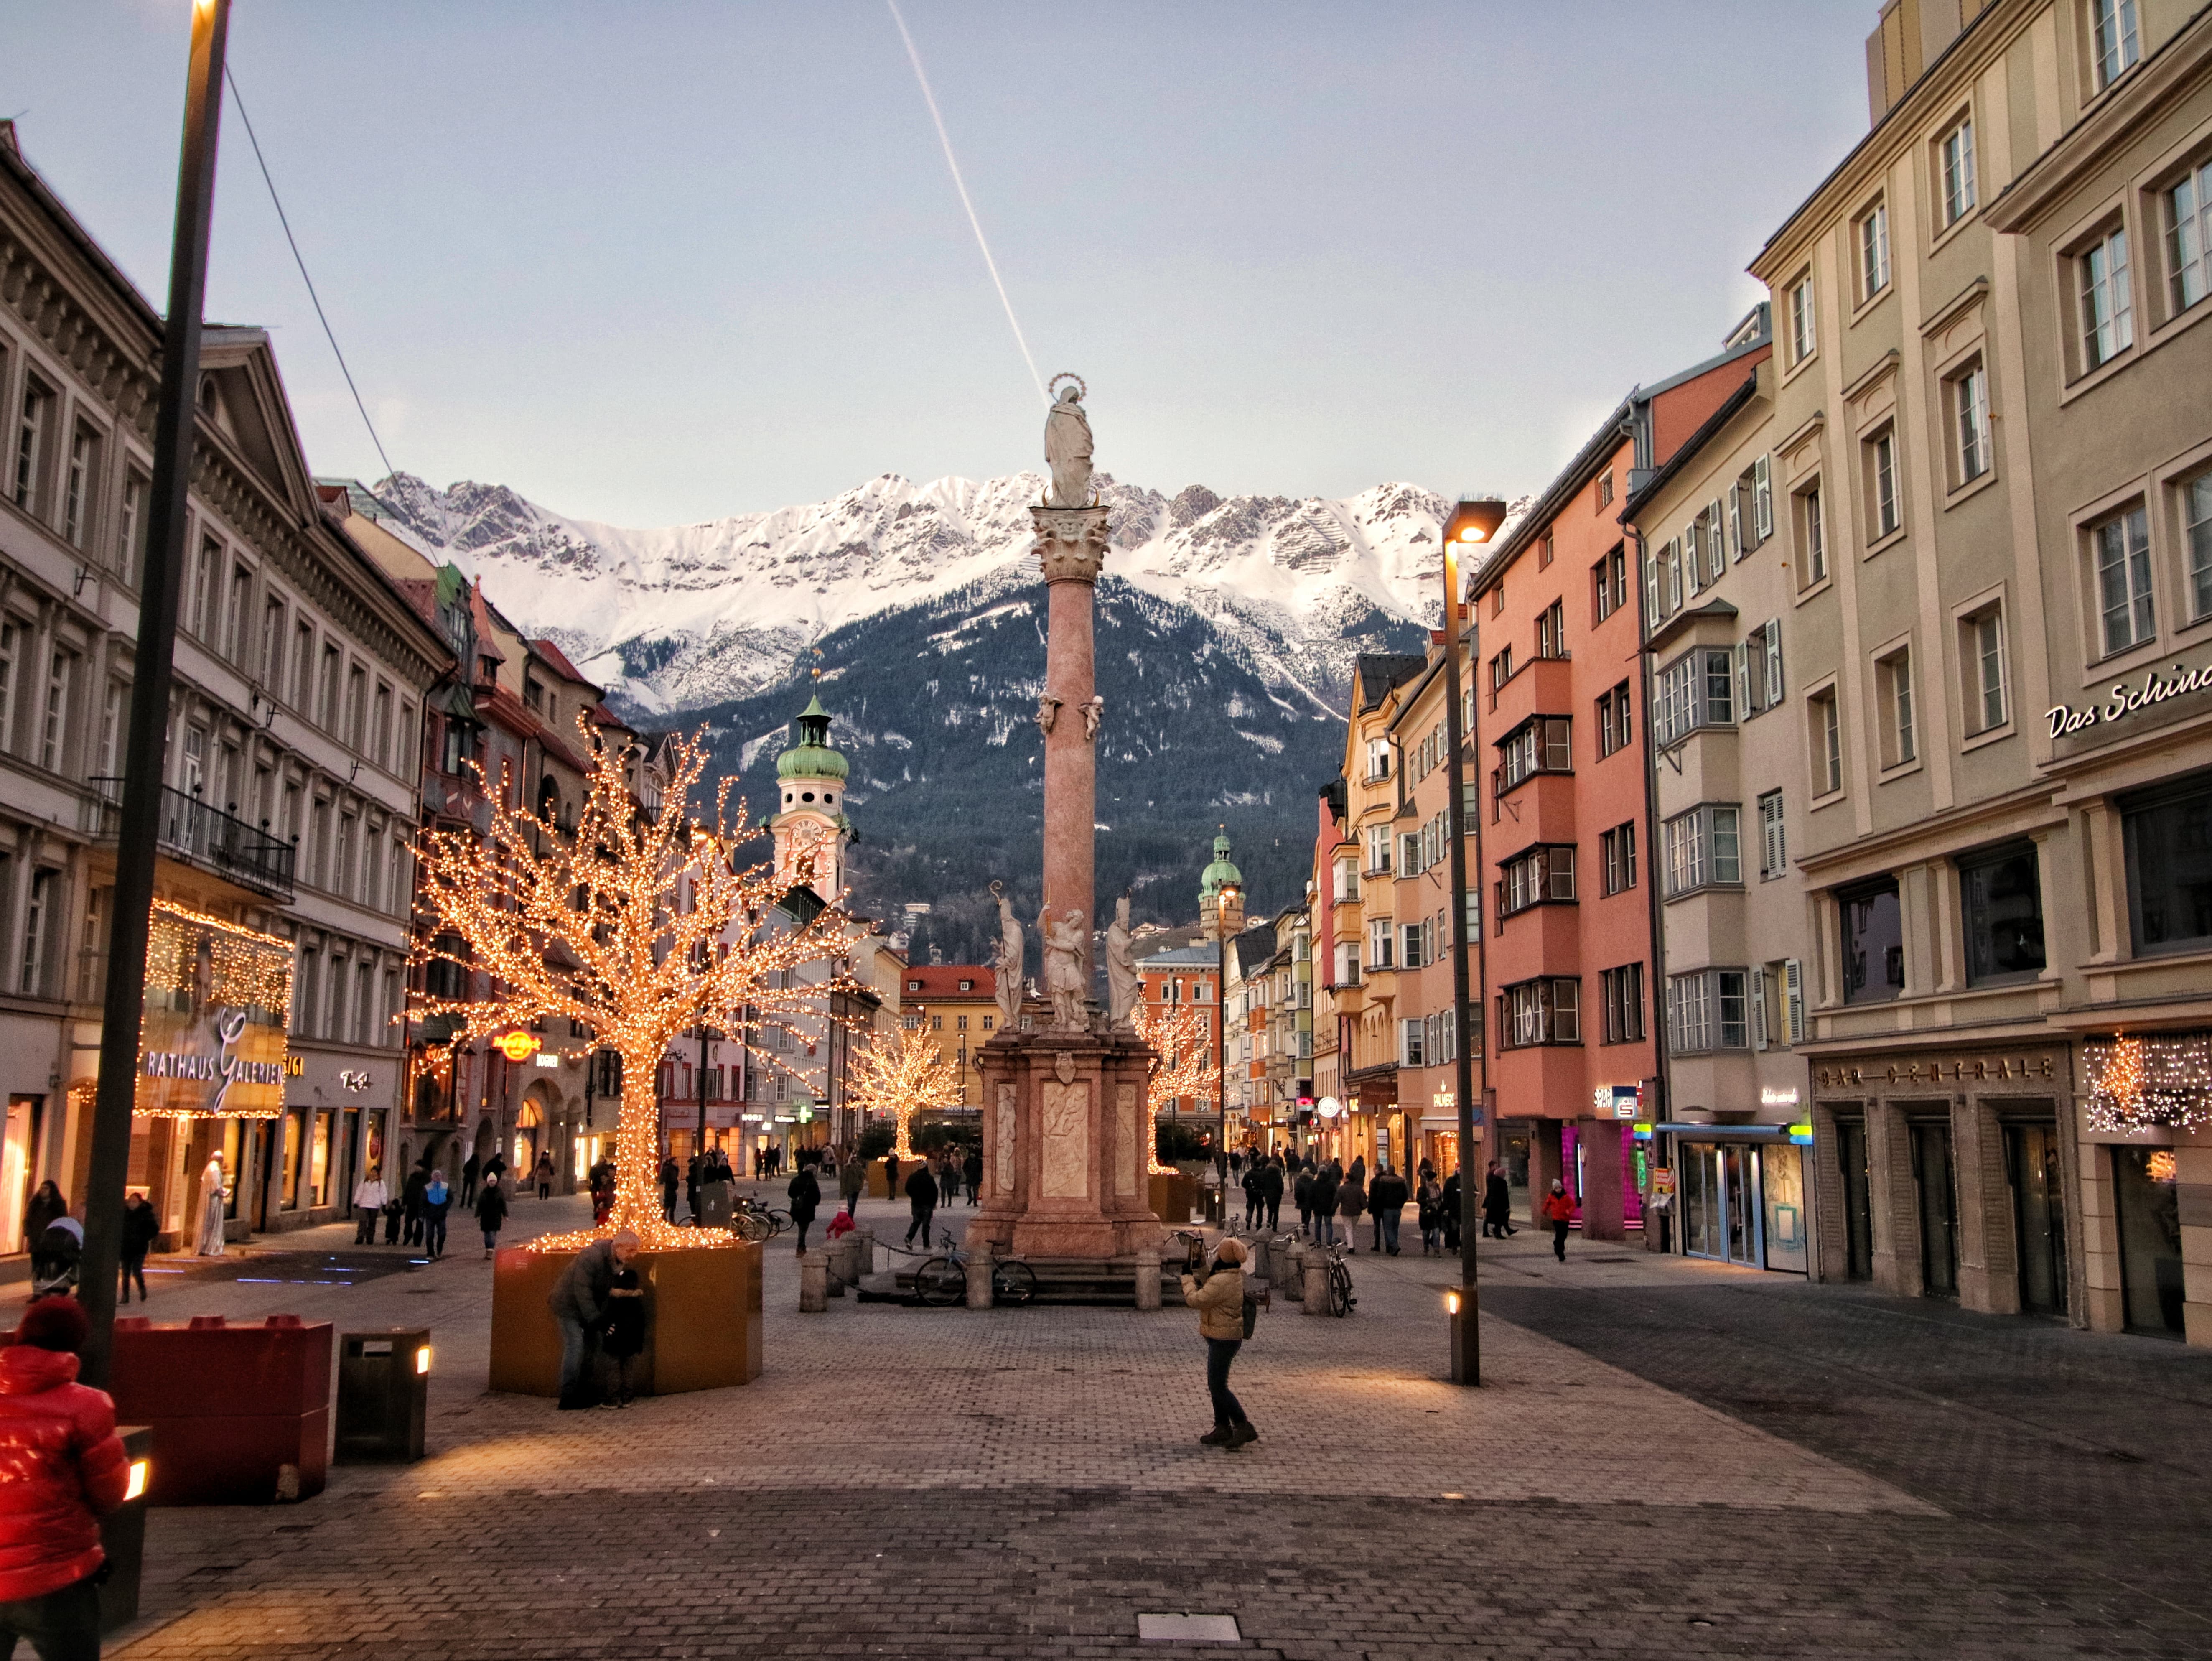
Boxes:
[685,1151,702,1223]
[904,1157,939,1251]
[352,1165,388,1246]
[883,1151,900,1203]
[1369,1164,1408,1256]
[1484,1162,1517,1239]
[1240,1163,1260,1230]
[535,1151,555,1200]
[422,1169,453,1260]
[548,1229,638,1411]
[962,1148,983,1206]
[1542,1179,1576,1261]
[660,1154,680,1223]
[837,1152,865,1221]
[23,1181,65,1253]
[476,1175,509,1259]
[787,1161,821,1254]
[1260,1157,1284,1233]
[119,1190,158,1303]
[0,1297,130,1661]
[461,1151,481,1207]
[483,1150,507,1190]
[1178,1238,1256,1449]
[1336,1167,1366,1253]
[1311,1163,1340,1248]
[402,1163,429,1248]
[1441,1169,1463,1252]
[602,1264,647,1407]
[1416,1172,1443,1255]
[1293,1164,1315,1239]
[937,1155,959,1208]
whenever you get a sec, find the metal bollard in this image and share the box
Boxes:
[965,1250,993,1309]
[1303,1253,1330,1315]
[1279,1241,1303,1301]
[1134,1246,1162,1310]
[799,1249,828,1312]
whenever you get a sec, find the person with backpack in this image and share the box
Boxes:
[0,1297,130,1661]
[787,1160,822,1255]
[837,1151,865,1221]
[402,1163,430,1248]
[421,1168,453,1261]
[476,1173,509,1260]
[1259,1157,1285,1233]
[1369,1164,1409,1256]
[1293,1164,1315,1239]
[1336,1165,1367,1254]
[1179,1237,1255,1449]
[1416,1172,1444,1256]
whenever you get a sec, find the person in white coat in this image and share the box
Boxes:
[352,1164,388,1246]
[195,1151,227,1257]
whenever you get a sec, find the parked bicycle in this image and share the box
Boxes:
[729,1195,789,1243]
[916,1228,1037,1307]
[1319,1241,1356,1317]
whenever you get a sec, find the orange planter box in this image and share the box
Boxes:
[489,1241,762,1397]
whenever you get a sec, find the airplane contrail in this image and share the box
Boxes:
[886,0,1049,406]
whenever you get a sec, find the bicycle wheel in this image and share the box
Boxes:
[991,1260,1037,1307]
[1329,1260,1354,1317]
[732,1212,771,1244]
[916,1256,967,1306]
[766,1209,791,1236]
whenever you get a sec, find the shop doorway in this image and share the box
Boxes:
[1,1095,40,1252]
[1835,1116,1873,1279]
[2004,1122,2067,1317]
[2112,1146,2184,1335]
[514,1100,543,1181]
[1680,1143,1761,1267]
[1910,1118,1958,1299]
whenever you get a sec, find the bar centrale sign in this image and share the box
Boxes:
[2048,657,2212,739]
[1815,1052,2061,1090]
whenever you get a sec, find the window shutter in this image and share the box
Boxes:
[1733,641,1751,719]
[1754,455,1774,540]
[1783,958,1806,1043]
[1727,487,1743,560]
[1751,968,1769,1050]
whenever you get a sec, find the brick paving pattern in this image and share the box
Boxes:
[75,1190,2212,1660]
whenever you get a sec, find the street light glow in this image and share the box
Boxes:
[415,1345,433,1375]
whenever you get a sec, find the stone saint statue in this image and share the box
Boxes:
[1105,894,1139,1027]
[1042,908,1088,1031]
[1081,695,1104,742]
[1044,384,1094,509]
[991,881,1024,1029]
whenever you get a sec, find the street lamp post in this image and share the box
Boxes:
[1441,496,1509,1386]
[1201,860,1242,1227]
[79,0,232,1389]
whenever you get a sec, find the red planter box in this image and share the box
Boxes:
[108,1315,332,1505]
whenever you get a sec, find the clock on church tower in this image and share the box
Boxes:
[770,694,851,895]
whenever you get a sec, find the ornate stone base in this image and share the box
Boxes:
[965,1023,1162,1262]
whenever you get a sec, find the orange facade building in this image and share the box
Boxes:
[1466,314,1774,1238]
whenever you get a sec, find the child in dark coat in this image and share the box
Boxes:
[602,1266,647,1407]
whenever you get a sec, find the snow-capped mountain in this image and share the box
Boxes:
[368,470,1461,719]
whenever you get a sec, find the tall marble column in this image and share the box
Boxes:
[1034,504,1110,978]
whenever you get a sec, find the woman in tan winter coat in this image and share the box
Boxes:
[1179,1236,1256,1448]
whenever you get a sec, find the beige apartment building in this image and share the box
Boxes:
[0,125,450,1257]
[1745,0,2211,1340]
[1627,356,1818,1275]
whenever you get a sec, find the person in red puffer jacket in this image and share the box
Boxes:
[0,1295,129,1659]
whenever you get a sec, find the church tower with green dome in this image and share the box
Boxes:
[1199,826,1245,941]
[770,694,852,896]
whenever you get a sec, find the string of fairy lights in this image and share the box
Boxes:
[409,721,860,1251]
[1135,1000,1213,1176]
[845,1026,964,1161]
[2082,1033,2212,1132]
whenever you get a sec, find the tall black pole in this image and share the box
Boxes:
[80,0,231,1389]
[1216,936,1228,1226]
[697,1022,710,1166]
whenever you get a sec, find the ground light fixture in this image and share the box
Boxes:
[125,1460,150,1502]
[415,1344,433,1376]
[1441,494,1508,1386]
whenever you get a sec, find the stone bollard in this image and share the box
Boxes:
[1279,1241,1303,1302]
[1303,1252,1330,1315]
[1134,1246,1162,1310]
[965,1250,994,1309]
[853,1228,876,1281]
[799,1248,829,1313]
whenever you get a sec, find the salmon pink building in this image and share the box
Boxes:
[1467,311,1774,1237]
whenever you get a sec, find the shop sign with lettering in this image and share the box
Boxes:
[1815,1052,2061,1090]
[137,903,294,1120]
[2048,658,2212,739]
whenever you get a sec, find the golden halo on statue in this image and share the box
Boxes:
[1047,372,1087,402]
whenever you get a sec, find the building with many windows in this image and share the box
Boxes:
[0,123,451,1255]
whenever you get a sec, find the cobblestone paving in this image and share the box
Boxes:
[73,1191,2212,1660]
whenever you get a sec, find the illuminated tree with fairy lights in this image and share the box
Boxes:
[846,1025,964,1160]
[1135,999,1213,1174]
[409,723,850,1248]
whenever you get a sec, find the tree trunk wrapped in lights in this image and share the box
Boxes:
[410,724,849,1249]
[845,1026,963,1159]
[1134,1001,1212,1175]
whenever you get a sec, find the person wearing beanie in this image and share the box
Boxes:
[0,1296,130,1658]
[1179,1236,1257,1450]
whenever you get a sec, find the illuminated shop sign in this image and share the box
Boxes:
[2047,657,2212,739]
[137,902,294,1120]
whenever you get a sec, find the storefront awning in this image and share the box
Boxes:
[1654,1121,1807,1142]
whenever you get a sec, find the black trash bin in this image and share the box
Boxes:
[97,1425,153,1633]
[335,1328,430,1464]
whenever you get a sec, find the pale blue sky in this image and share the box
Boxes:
[4,2,1874,525]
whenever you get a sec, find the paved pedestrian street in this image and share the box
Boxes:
[98,1192,2212,1661]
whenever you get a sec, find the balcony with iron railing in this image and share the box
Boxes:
[87,778,297,903]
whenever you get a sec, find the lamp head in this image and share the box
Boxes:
[1444,497,1510,546]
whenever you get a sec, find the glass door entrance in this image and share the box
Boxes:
[2004,1122,2067,1317]
[1910,1119,1959,1299]
[1680,1142,1764,1267]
